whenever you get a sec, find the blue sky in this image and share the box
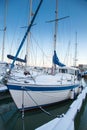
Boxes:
[0,0,87,67]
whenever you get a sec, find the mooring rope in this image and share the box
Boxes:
[22,90,25,130]
[22,87,63,118]
[25,90,51,116]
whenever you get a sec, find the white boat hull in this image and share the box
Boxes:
[7,83,80,110]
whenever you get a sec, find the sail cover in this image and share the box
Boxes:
[53,51,65,67]
[7,54,26,63]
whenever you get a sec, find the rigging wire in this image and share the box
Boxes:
[9,0,29,59]
[31,33,51,64]
[22,87,63,118]
[25,89,54,116]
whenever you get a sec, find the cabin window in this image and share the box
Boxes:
[59,69,67,73]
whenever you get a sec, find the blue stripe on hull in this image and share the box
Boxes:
[7,84,80,91]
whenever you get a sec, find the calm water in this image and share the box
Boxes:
[0,79,87,130]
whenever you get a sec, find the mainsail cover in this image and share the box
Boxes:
[7,54,26,63]
[53,51,65,67]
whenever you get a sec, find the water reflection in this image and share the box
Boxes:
[75,98,87,130]
[0,98,72,130]
[75,79,87,130]
[0,98,17,130]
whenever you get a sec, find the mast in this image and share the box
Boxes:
[54,0,58,52]
[66,41,70,66]
[74,32,78,67]
[53,0,58,73]
[26,0,33,67]
[2,0,8,62]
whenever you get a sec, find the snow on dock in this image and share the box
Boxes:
[36,87,87,130]
[0,85,8,92]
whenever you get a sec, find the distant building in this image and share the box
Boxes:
[78,64,87,71]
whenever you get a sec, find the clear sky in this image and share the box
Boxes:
[0,0,87,67]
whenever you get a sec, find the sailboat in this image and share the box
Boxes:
[1,0,81,110]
